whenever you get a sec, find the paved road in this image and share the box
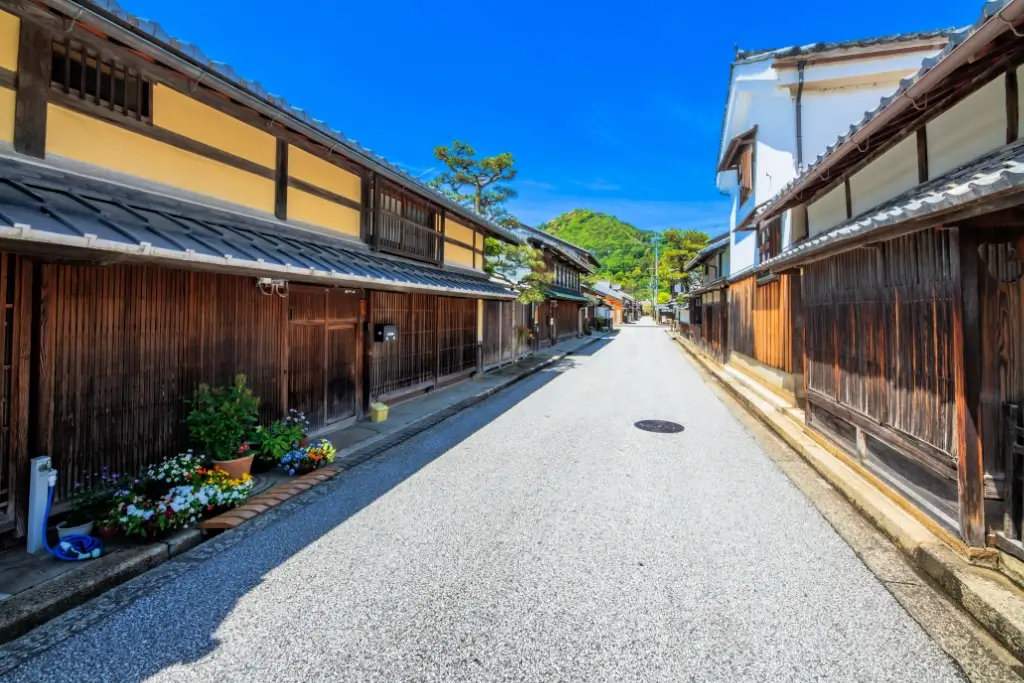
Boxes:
[3,320,965,682]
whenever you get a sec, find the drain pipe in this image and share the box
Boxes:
[795,60,807,174]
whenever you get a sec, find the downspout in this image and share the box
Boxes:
[795,60,807,174]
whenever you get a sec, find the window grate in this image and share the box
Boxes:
[51,39,152,121]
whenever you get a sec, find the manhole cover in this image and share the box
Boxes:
[634,420,685,433]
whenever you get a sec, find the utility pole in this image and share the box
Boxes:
[651,235,661,316]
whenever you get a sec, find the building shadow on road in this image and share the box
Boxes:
[3,343,612,682]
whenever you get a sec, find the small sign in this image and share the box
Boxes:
[374,324,398,342]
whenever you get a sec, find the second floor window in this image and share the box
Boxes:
[51,39,152,120]
[374,182,441,264]
[739,146,754,206]
[758,216,782,263]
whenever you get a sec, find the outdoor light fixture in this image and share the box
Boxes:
[256,277,289,297]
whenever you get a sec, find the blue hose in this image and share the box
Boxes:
[44,484,103,561]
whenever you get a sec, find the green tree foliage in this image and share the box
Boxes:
[540,210,712,298]
[657,292,672,305]
[430,140,549,303]
[658,228,712,296]
[484,237,553,304]
[430,140,518,228]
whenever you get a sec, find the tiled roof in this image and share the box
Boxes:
[0,156,515,298]
[734,28,958,65]
[544,285,591,304]
[683,234,729,272]
[62,0,522,246]
[686,276,729,297]
[763,139,1024,270]
[753,0,1014,226]
[517,226,597,273]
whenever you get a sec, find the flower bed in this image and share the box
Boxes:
[279,440,336,476]
[103,453,255,538]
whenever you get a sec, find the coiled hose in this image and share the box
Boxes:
[44,478,103,561]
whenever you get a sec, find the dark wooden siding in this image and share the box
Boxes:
[978,238,1024,499]
[729,273,800,373]
[536,302,553,349]
[39,263,289,504]
[803,229,957,476]
[482,301,531,369]
[691,291,728,363]
[368,291,436,400]
[555,302,580,341]
[438,297,477,379]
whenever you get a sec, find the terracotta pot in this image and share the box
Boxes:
[212,454,254,479]
[57,520,94,539]
[95,525,120,540]
[298,436,310,448]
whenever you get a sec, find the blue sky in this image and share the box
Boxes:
[122,0,974,236]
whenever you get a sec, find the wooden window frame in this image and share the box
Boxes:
[50,38,153,121]
[739,145,754,206]
[758,216,782,265]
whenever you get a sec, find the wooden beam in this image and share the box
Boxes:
[844,177,853,219]
[917,127,929,184]
[32,263,55,461]
[0,65,15,89]
[274,140,288,220]
[14,22,50,158]
[1008,69,1019,144]
[287,176,362,212]
[951,227,986,546]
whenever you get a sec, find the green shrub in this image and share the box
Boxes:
[185,374,260,462]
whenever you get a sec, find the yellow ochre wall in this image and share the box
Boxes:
[0,88,14,142]
[445,244,475,268]
[152,85,276,168]
[288,189,360,237]
[46,105,275,213]
[289,147,361,203]
[444,216,481,270]
[0,11,19,72]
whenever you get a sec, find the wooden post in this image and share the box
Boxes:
[362,291,373,411]
[274,140,289,220]
[951,227,986,546]
[14,23,51,159]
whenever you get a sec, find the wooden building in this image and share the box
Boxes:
[519,226,597,347]
[684,235,730,362]
[751,0,1024,550]
[0,0,524,537]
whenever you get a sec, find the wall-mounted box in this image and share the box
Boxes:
[374,324,398,342]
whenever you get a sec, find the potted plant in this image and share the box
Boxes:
[60,468,124,539]
[279,439,336,476]
[185,374,260,478]
[250,419,304,473]
[284,409,311,448]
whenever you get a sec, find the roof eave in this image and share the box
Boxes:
[47,0,523,246]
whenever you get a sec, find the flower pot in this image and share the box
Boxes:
[95,525,119,540]
[212,454,254,479]
[298,436,310,448]
[57,520,94,539]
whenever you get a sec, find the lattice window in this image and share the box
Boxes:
[51,39,152,120]
[759,216,782,263]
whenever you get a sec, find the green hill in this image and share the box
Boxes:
[538,210,656,295]
[538,209,712,301]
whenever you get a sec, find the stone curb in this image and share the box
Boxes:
[670,332,1024,664]
[0,335,607,648]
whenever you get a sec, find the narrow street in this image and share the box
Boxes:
[3,321,964,682]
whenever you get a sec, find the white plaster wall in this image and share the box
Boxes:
[808,184,847,236]
[778,50,939,90]
[849,135,918,217]
[730,226,758,274]
[927,77,1006,178]
[800,85,907,166]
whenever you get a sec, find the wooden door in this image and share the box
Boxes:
[288,288,362,432]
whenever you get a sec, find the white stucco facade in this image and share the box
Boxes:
[716,39,948,276]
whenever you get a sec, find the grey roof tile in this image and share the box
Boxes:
[0,156,514,298]
[763,139,1024,270]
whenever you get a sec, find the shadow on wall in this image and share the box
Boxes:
[2,342,614,682]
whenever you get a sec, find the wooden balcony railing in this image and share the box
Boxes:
[372,211,442,265]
